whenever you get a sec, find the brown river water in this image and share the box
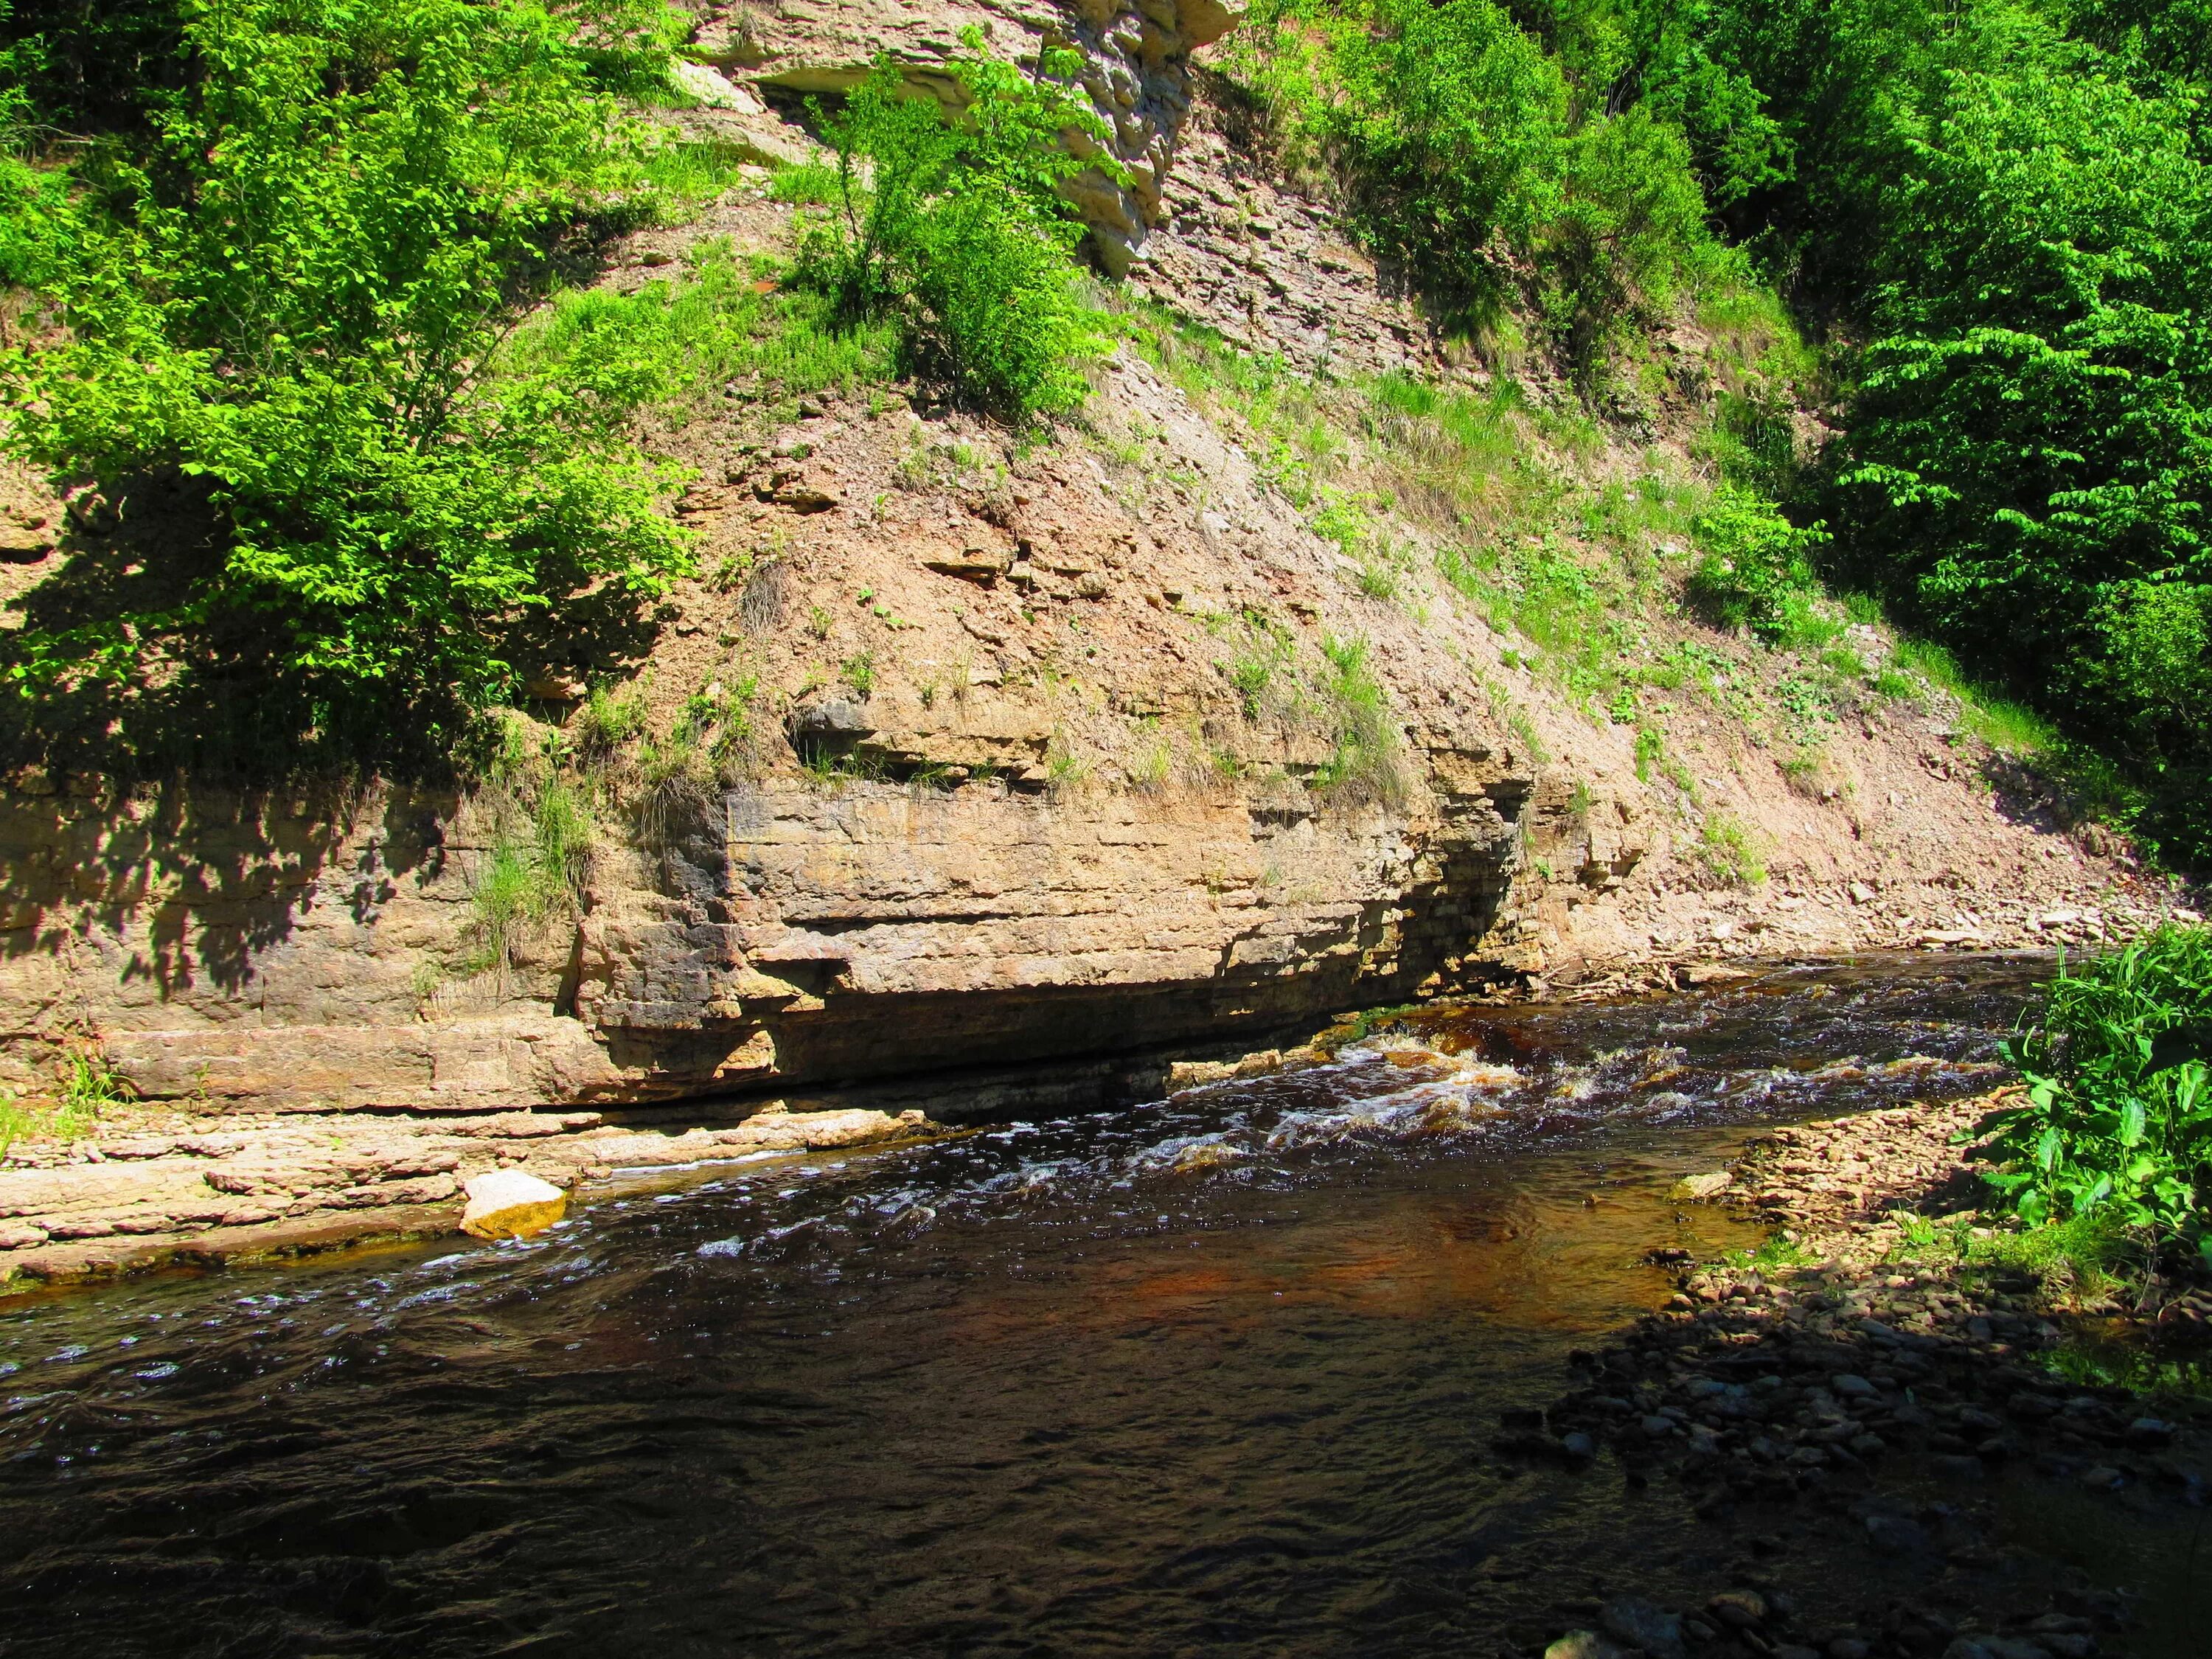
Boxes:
[1,955,2203,1657]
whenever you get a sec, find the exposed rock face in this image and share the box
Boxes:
[0,748,1531,1113]
[586,760,1530,1086]
[0,34,2183,1143]
[692,0,1243,271]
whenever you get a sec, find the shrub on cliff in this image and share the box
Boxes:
[1684,485,1829,641]
[0,0,695,765]
[793,38,1111,424]
[1221,0,1728,383]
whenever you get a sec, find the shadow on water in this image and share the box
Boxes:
[0,954,2201,1655]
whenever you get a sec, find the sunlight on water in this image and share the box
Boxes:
[9,953,2178,1659]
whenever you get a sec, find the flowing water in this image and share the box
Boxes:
[0,955,2197,1656]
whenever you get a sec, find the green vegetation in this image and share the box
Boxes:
[1980,927,2212,1265]
[1222,611,1296,720]
[1317,1001,1421,1055]
[1312,634,1405,804]
[1725,1231,1814,1271]
[1217,1,2212,864]
[0,1088,91,1158]
[1224,0,1731,386]
[0,0,698,771]
[1791,11,2212,860]
[793,38,1109,423]
[0,4,1103,785]
[1683,487,1828,644]
[1697,811,1767,887]
[0,1048,121,1157]
[462,719,599,975]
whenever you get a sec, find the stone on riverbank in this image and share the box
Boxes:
[1543,1632,1627,1659]
[1601,1596,1685,1659]
[460,1169,567,1239]
[1673,1171,1733,1200]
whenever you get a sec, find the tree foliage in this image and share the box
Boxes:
[1830,40,2212,853]
[1627,0,2212,860]
[0,0,693,768]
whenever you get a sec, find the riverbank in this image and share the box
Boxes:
[0,945,2156,1290]
[1503,1088,2211,1659]
[0,1098,936,1285]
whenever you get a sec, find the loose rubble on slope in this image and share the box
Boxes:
[1487,1092,2210,1659]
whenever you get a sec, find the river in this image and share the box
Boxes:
[1,955,2192,1656]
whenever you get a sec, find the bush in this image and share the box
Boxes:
[795,37,1109,423]
[0,0,695,767]
[1683,484,1828,639]
[1225,0,1728,380]
[1984,926,2212,1265]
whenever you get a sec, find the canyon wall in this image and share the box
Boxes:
[0,717,1536,1114]
[0,0,2177,1125]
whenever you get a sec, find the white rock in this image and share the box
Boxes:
[460,1169,567,1240]
[668,59,764,114]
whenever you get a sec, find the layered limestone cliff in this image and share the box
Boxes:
[0,3,2193,1279]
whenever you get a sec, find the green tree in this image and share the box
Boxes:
[0,0,692,768]
[1828,35,2212,854]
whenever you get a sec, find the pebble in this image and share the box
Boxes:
[1706,1589,1767,1630]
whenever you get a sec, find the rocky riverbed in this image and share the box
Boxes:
[1494,1091,2211,1659]
[0,1097,935,1284]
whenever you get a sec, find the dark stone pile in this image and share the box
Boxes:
[1482,1094,2208,1659]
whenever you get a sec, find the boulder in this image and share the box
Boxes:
[460,1169,568,1239]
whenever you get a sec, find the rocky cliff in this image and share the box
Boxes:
[0,0,2193,1278]
[686,0,1243,273]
